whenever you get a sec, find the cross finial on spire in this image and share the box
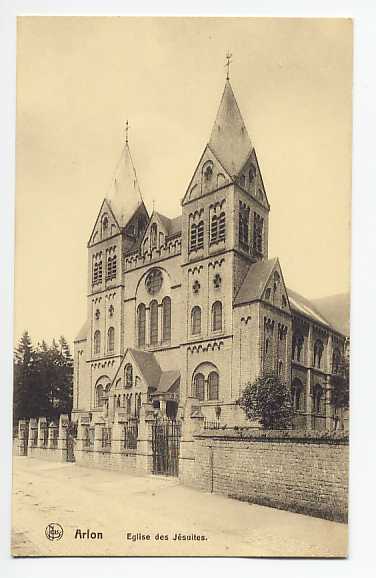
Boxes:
[225,52,232,81]
[125,120,129,145]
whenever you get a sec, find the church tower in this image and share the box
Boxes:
[83,134,149,412]
[180,74,271,415]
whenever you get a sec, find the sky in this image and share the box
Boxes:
[14,17,352,348]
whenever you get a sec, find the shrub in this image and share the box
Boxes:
[238,373,293,429]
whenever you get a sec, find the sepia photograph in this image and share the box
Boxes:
[11,16,351,558]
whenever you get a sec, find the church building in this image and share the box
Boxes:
[73,75,347,430]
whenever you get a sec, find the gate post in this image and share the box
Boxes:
[136,403,154,475]
[76,413,91,454]
[179,397,204,485]
[17,419,28,456]
[28,418,38,454]
[57,414,69,460]
[37,417,47,449]
[93,417,105,464]
[111,413,125,455]
[48,421,58,450]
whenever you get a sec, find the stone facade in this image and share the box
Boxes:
[73,79,347,429]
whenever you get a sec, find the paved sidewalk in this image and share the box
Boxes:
[12,457,347,557]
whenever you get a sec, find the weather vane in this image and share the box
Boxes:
[225,52,232,80]
[125,120,129,145]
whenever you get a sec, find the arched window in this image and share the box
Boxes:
[292,332,304,362]
[332,349,341,374]
[191,306,201,335]
[150,300,159,345]
[208,372,219,401]
[291,378,304,412]
[150,223,157,249]
[249,163,256,185]
[314,340,324,368]
[96,385,104,407]
[137,303,146,347]
[125,364,133,388]
[197,221,204,249]
[94,330,101,355]
[253,212,264,254]
[107,327,115,353]
[313,384,324,415]
[210,214,218,244]
[194,373,205,401]
[107,254,117,280]
[239,203,250,247]
[162,297,171,342]
[101,215,109,239]
[212,301,222,332]
[136,394,142,418]
[218,212,226,241]
[190,222,197,250]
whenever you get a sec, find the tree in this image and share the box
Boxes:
[13,332,74,422]
[238,373,294,429]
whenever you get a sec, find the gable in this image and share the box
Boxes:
[261,260,291,313]
[111,348,162,392]
[88,199,121,247]
[182,145,232,205]
[236,149,270,210]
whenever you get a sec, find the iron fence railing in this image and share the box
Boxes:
[124,421,138,450]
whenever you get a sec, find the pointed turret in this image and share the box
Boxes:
[209,80,253,177]
[108,142,143,228]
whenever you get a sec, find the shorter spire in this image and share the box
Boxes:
[225,51,232,81]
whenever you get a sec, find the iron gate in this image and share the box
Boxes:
[66,421,77,462]
[151,418,181,477]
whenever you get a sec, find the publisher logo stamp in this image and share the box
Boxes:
[45,523,63,541]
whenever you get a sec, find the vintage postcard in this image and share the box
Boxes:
[12,16,351,557]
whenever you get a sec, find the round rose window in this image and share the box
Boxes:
[145,269,163,295]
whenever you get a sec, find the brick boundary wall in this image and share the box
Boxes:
[179,429,349,523]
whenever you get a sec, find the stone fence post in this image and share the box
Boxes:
[112,413,128,454]
[76,414,91,452]
[179,397,205,485]
[58,414,69,455]
[17,419,28,456]
[48,421,58,449]
[28,418,38,449]
[94,417,105,454]
[37,417,47,448]
[136,402,154,474]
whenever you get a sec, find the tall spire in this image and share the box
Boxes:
[208,79,253,177]
[108,128,143,227]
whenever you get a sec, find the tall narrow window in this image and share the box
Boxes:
[218,212,226,241]
[212,301,222,332]
[314,340,324,368]
[107,327,115,353]
[194,373,205,401]
[162,297,171,342]
[291,379,304,411]
[150,300,159,345]
[210,214,218,244]
[136,394,142,418]
[96,385,104,407]
[137,303,146,347]
[253,213,264,254]
[126,395,132,415]
[208,372,219,401]
[107,254,117,280]
[197,221,204,249]
[94,330,101,355]
[125,364,133,388]
[93,259,103,285]
[191,306,201,335]
[190,223,197,250]
[239,203,249,248]
[313,385,324,414]
[150,223,157,249]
